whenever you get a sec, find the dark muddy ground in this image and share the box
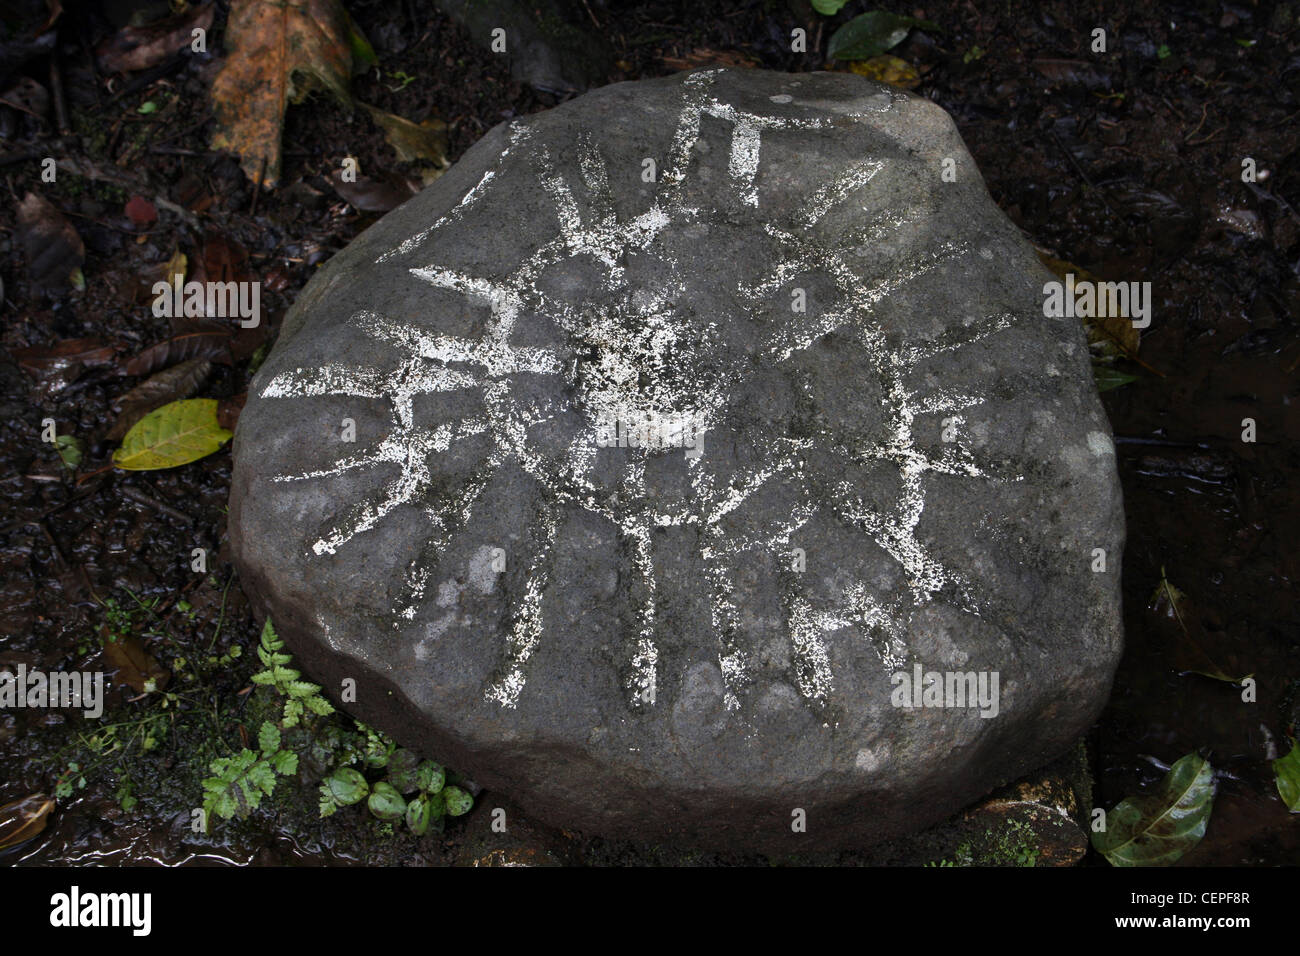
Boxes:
[1,0,1297,866]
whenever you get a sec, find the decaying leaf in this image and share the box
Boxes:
[848,54,921,89]
[217,392,247,431]
[209,0,374,186]
[1035,249,1141,359]
[125,195,158,228]
[159,249,187,286]
[124,327,232,377]
[329,165,417,212]
[1148,568,1252,684]
[659,47,762,71]
[363,104,450,184]
[9,337,117,374]
[109,358,214,441]
[112,398,233,470]
[1092,753,1216,866]
[97,1,215,73]
[0,76,50,118]
[100,632,170,694]
[17,192,85,293]
[0,793,55,851]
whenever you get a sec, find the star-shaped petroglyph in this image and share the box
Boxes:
[260,70,1020,712]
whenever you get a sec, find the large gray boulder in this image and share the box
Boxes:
[229,68,1124,851]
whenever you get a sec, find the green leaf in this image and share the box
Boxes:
[415,760,445,795]
[55,434,84,470]
[287,680,322,698]
[258,721,281,756]
[1274,739,1300,812]
[1092,753,1216,866]
[246,759,277,797]
[282,698,303,728]
[387,749,421,793]
[406,793,433,835]
[811,0,849,14]
[828,11,941,61]
[443,785,473,817]
[367,781,407,822]
[112,399,232,471]
[320,767,369,816]
[305,695,335,716]
[1093,364,1139,392]
[260,619,282,650]
[272,750,298,776]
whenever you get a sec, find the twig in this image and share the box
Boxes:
[121,486,193,523]
[48,51,70,135]
[1049,131,1118,216]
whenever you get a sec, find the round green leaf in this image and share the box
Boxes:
[112,398,232,471]
[443,785,472,817]
[367,781,407,822]
[386,748,421,793]
[415,760,445,794]
[1273,739,1300,812]
[1092,753,1216,866]
[324,767,369,807]
[406,793,433,835]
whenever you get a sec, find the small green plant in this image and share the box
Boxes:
[200,617,471,837]
[201,721,299,822]
[319,743,474,835]
[384,69,415,92]
[251,620,334,727]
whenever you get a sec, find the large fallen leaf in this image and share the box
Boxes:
[17,192,84,293]
[9,337,117,374]
[112,399,232,470]
[0,793,54,851]
[124,327,232,377]
[828,11,940,62]
[1275,739,1300,812]
[109,358,214,440]
[1092,753,1216,866]
[100,633,170,694]
[209,0,375,186]
[363,105,450,184]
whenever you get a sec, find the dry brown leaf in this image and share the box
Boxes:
[1035,249,1141,358]
[97,2,215,74]
[660,47,761,71]
[17,192,84,293]
[109,358,214,441]
[363,105,450,184]
[9,338,117,373]
[100,633,170,694]
[0,793,54,851]
[209,0,369,186]
[124,328,233,377]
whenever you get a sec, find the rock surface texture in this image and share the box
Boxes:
[230,69,1124,850]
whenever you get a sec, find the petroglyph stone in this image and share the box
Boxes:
[229,69,1125,850]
